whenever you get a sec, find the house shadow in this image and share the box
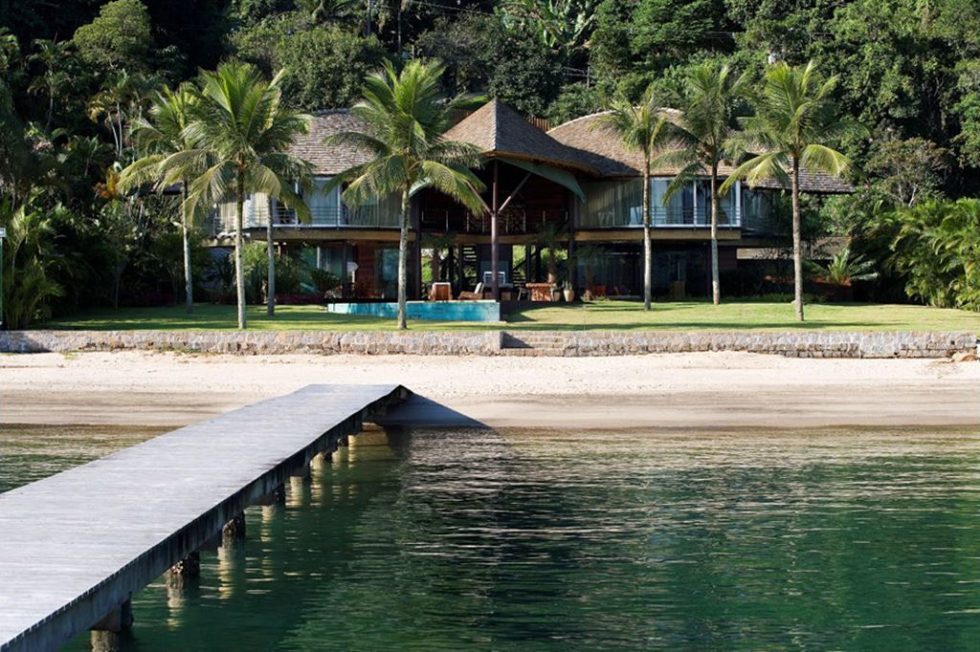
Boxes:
[373,395,488,429]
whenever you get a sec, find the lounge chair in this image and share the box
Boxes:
[457,282,485,301]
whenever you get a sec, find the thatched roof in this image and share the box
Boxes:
[289,110,373,176]
[548,112,854,194]
[443,99,597,174]
[292,106,854,194]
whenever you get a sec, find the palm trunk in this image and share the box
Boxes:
[112,261,124,309]
[642,162,652,310]
[181,184,193,313]
[266,210,275,317]
[235,181,247,330]
[397,187,410,330]
[710,164,720,305]
[791,157,804,322]
[431,250,441,282]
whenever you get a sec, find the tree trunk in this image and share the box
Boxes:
[181,184,193,313]
[235,184,247,330]
[491,160,500,301]
[397,188,410,330]
[710,164,720,305]
[112,262,124,310]
[791,157,804,322]
[431,250,441,283]
[266,211,275,317]
[642,164,652,310]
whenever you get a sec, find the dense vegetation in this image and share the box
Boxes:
[1,0,980,326]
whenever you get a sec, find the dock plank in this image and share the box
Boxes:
[0,383,408,652]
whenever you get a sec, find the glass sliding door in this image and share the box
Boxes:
[652,178,694,225]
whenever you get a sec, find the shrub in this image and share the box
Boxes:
[889,199,980,310]
[310,268,341,296]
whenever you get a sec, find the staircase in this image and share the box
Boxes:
[500,332,571,357]
[460,246,478,288]
[511,249,528,285]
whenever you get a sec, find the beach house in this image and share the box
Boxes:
[207,99,851,302]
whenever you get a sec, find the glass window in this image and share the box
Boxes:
[347,192,400,228]
[376,247,399,299]
[306,178,341,226]
[581,180,643,228]
[653,178,693,225]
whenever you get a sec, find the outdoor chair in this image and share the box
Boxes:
[457,282,485,301]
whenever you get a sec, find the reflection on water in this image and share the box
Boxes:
[3,425,980,650]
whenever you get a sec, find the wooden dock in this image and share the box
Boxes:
[0,384,409,652]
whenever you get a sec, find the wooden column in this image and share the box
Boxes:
[491,160,500,301]
[447,245,456,293]
[411,200,423,300]
[568,198,578,291]
[457,243,465,290]
[341,243,349,297]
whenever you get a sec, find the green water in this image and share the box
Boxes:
[2,426,980,650]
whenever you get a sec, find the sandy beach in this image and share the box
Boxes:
[1,350,978,430]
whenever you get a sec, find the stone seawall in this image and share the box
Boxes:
[0,330,503,356]
[0,330,975,358]
[536,331,977,358]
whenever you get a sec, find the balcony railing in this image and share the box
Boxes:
[420,209,568,234]
[208,204,398,235]
[273,204,399,229]
[579,206,742,229]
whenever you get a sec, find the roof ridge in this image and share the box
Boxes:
[548,110,614,134]
[490,98,501,147]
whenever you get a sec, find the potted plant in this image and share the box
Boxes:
[562,279,575,303]
[575,245,603,300]
[310,268,341,300]
[422,232,456,284]
[535,222,564,285]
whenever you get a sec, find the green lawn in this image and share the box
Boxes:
[39,300,980,333]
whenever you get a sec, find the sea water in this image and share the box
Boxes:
[2,426,979,651]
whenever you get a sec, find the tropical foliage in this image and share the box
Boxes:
[657,62,747,305]
[156,62,312,328]
[119,84,200,312]
[0,0,978,325]
[888,199,980,310]
[0,198,63,329]
[807,246,877,287]
[721,61,858,321]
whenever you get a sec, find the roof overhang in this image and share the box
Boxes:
[500,156,587,202]
[481,149,597,177]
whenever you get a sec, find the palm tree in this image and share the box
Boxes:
[119,84,200,313]
[721,61,857,321]
[88,71,157,162]
[657,62,748,305]
[27,39,71,132]
[597,89,670,310]
[327,60,485,330]
[168,62,312,329]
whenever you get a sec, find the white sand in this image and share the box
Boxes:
[2,351,978,430]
